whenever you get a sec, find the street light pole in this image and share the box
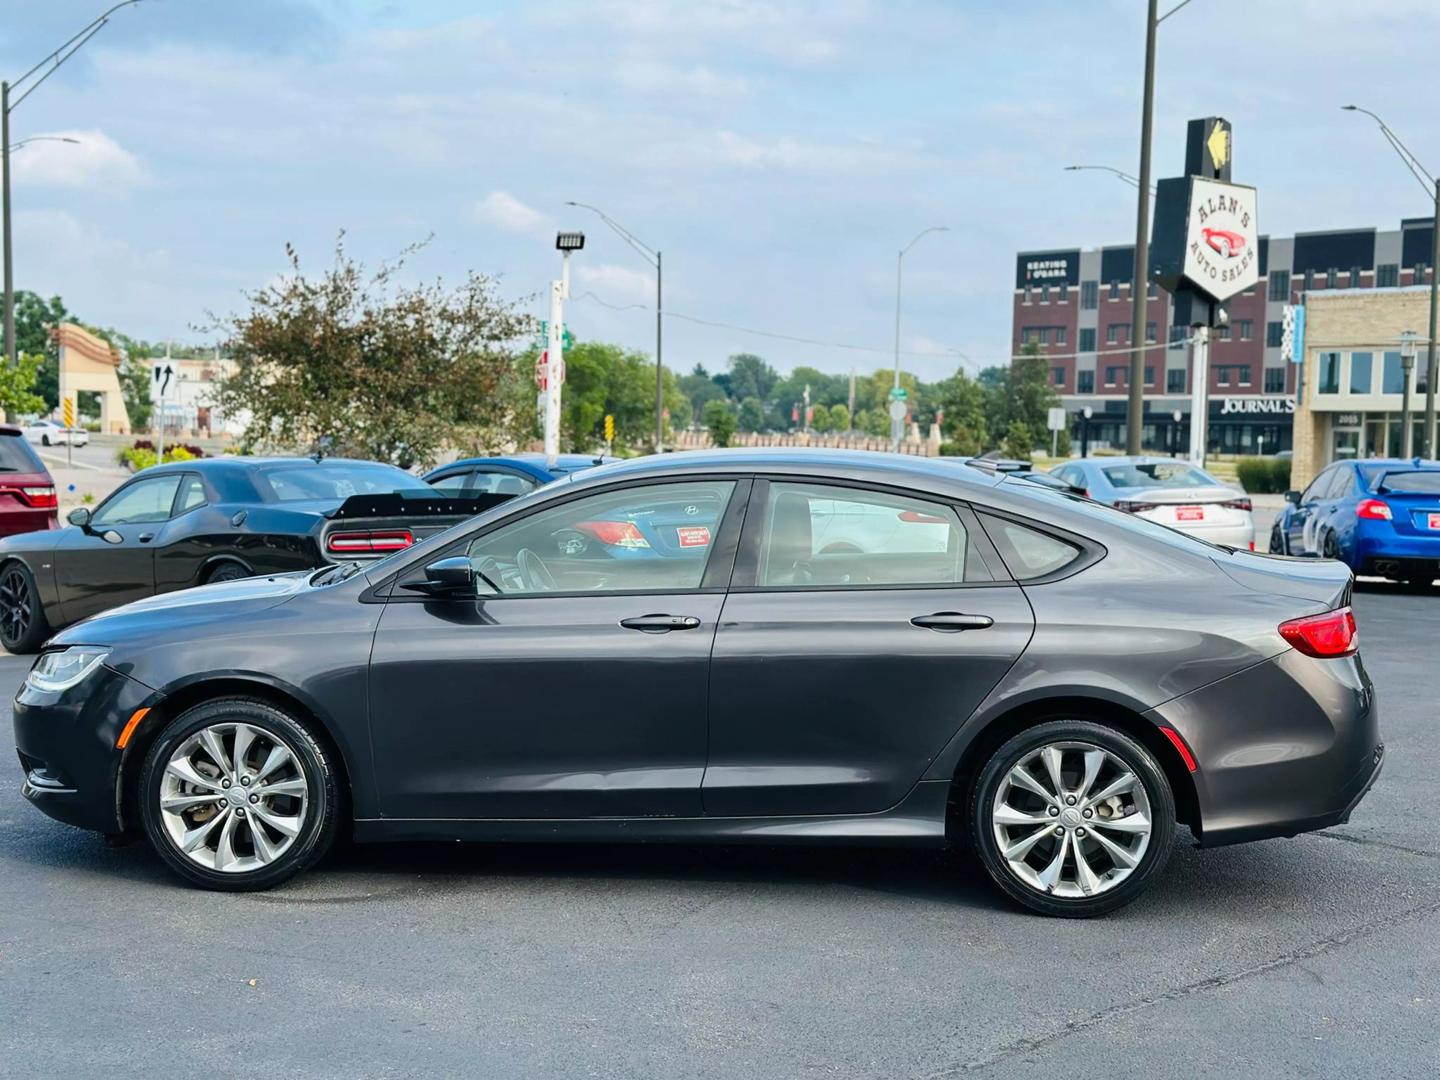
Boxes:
[1127,0,1159,455]
[1400,332,1417,458]
[564,201,664,451]
[2,1,149,368]
[892,226,948,451]
[1342,105,1438,457]
[1062,164,1156,195]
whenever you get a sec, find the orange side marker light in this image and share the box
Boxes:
[116,707,150,749]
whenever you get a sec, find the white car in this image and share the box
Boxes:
[1050,456,1256,550]
[22,419,89,448]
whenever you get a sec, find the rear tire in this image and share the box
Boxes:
[204,562,251,585]
[1322,531,1341,560]
[1268,521,1286,554]
[970,720,1175,917]
[41,435,51,447]
[0,561,52,654]
[139,697,340,891]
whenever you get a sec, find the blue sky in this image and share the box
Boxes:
[3,0,1438,380]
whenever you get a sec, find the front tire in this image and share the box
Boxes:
[1268,520,1287,554]
[0,561,52,654]
[138,698,340,891]
[970,720,1175,917]
[41,435,51,447]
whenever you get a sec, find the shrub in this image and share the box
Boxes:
[1236,456,1293,494]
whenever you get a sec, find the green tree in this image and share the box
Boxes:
[829,402,851,432]
[933,368,989,455]
[213,238,534,468]
[703,399,737,448]
[721,353,779,403]
[0,353,47,419]
[14,292,68,409]
[809,403,832,432]
[1002,419,1034,460]
[553,341,690,452]
[737,396,765,432]
[678,363,726,420]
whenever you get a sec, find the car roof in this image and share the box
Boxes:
[438,453,609,471]
[138,456,410,476]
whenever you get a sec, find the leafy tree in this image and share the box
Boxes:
[932,368,989,455]
[213,238,533,469]
[856,407,888,437]
[723,353,780,403]
[703,399,737,448]
[678,363,726,421]
[14,292,68,409]
[828,402,851,432]
[554,341,690,452]
[0,353,47,419]
[737,396,765,432]
[983,343,1060,452]
[809,403,832,432]
[1002,419,1034,461]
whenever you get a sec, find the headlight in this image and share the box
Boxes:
[25,647,110,693]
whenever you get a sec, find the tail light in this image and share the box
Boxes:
[1114,500,1158,513]
[1219,496,1252,512]
[9,485,57,509]
[575,520,650,548]
[1278,607,1358,658]
[1355,498,1392,521]
[326,529,414,555]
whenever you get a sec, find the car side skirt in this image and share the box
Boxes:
[353,779,951,845]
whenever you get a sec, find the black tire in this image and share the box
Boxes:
[1268,520,1286,555]
[970,719,1175,918]
[138,697,341,891]
[204,562,251,585]
[0,561,52,654]
[1322,531,1341,560]
[41,435,50,447]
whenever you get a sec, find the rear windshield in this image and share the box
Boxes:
[1000,476,1229,555]
[0,433,46,473]
[1372,469,1440,494]
[1101,462,1217,489]
[254,463,433,502]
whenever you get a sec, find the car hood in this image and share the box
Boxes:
[0,525,67,555]
[51,571,314,648]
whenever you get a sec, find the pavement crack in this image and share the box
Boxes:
[1313,829,1439,860]
[921,897,1440,1077]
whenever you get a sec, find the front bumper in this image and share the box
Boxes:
[13,663,155,834]
[1146,648,1380,847]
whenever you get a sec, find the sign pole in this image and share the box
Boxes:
[1189,326,1210,466]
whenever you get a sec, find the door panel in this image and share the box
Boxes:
[369,592,724,818]
[704,585,1034,816]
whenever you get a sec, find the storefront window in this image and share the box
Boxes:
[1350,352,1373,393]
[1382,352,1404,394]
[1318,352,1341,394]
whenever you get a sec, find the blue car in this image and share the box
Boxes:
[1270,457,1440,585]
[422,453,613,495]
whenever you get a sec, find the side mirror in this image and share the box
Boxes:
[67,507,91,528]
[1284,490,1302,505]
[401,556,475,598]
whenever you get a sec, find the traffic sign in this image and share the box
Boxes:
[538,321,576,349]
[62,397,74,428]
[534,351,565,390]
[603,414,615,442]
[888,386,908,401]
[888,399,907,422]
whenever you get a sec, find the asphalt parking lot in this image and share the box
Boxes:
[1,583,1436,1080]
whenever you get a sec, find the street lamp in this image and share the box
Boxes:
[4,1,149,368]
[1343,105,1438,458]
[565,201,664,452]
[1062,165,1157,196]
[892,225,948,450]
[1124,0,1201,455]
[1400,331,1417,458]
[7,136,82,153]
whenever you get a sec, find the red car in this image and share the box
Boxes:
[1202,227,1246,258]
[0,426,58,538]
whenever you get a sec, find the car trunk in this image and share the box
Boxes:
[1115,485,1249,532]
[1373,490,1440,538]
[317,491,514,563]
[1211,549,1352,610]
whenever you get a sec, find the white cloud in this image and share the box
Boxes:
[468,191,553,236]
[576,263,657,305]
[8,130,145,191]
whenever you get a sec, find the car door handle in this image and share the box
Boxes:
[619,614,702,633]
[137,533,155,543]
[910,612,994,632]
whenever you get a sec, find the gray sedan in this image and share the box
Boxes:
[14,449,1378,916]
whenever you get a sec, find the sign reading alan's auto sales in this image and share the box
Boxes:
[1180,177,1259,302]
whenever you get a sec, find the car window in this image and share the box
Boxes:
[92,475,183,526]
[981,516,1082,580]
[1300,468,1333,503]
[471,470,539,496]
[1374,470,1440,493]
[176,474,207,513]
[256,462,433,502]
[1324,468,1354,500]
[465,480,736,595]
[0,433,45,472]
[756,482,990,588]
[1100,461,1217,488]
[428,471,471,493]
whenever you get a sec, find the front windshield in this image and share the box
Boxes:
[1101,462,1218,489]
[255,463,434,502]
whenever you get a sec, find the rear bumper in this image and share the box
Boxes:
[13,663,154,834]
[1146,648,1380,847]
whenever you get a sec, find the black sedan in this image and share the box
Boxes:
[0,456,501,654]
[13,450,1380,916]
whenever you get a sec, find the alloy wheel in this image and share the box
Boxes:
[158,722,310,872]
[990,740,1153,899]
[0,567,32,646]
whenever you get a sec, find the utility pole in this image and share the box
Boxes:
[1188,326,1209,466]
[654,250,663,452]
[848,367,856,431]
[892,226,947,451]
[548,232,585,468]
[1127,0,1159,454]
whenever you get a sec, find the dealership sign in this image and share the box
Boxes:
[1180,178,1259,302]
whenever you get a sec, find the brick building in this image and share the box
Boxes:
[1012,216,1436,454]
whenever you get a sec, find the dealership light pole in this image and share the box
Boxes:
[1400,331,1417,458]
[1343,106,1438,458]
[547,232,584,468]
[1062,164,1156,196]
[565,201,664,452]
[892,226,948,450]
[3,1,148,369]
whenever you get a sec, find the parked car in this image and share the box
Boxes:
[1050,456,1255,549]
[423,453,614,495]
[14,449,1379,917]
[0,426,59,540]
[1269,457,1440,586]
[22,419,89,448]
[0,456,505,653]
